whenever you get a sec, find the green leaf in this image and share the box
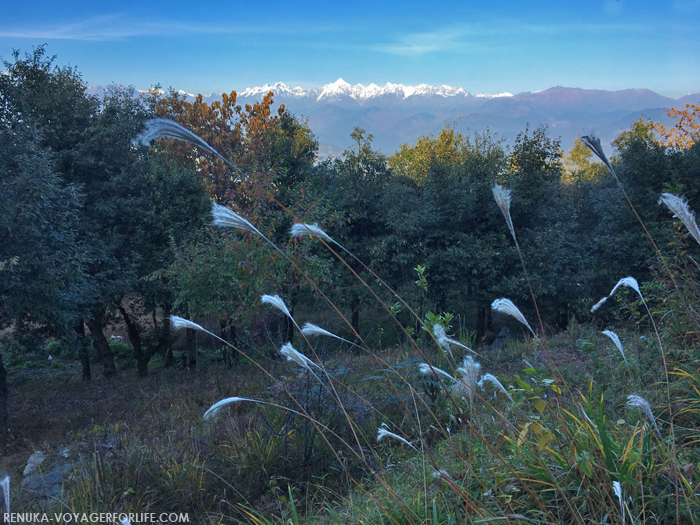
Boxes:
[533,398,546,414]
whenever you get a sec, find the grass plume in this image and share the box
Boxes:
[602,329,629,367]
[377,426,421,453]
[626,394,662,440]
[211,202,260,235]
[591,276,644,312]
[280,342,320,372]
[659,192,700,247]
[203,397,257,421]
[492,184,516,242]
[432,323,476,356]
[262,294,301,331]
[290,223,337,244]
[491,298,536,337]
[478,373,513,402]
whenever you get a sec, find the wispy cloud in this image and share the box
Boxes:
[376,27,475,56]
[376,21,653,56]
[0,13,318,41]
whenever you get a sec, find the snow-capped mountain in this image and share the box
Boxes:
[237,78,512,104]
[87,80,699,157]
[230,81,696,156]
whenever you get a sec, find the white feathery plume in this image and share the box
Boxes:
[580,135,616,176]
[613,481,624,523]
[204,397,257,421]
[432,324,453,358]
[171,315,234,349]
[432,324,476,355]
[290,223,335,244]
[659,193,700,247]
[262,294,300,330]
[591,296,608,312]
[171,315,206,332]
[212,202,260,234]
[610,276,642,299]
[0,475,9,517]
[133,118,221,156]
[592,276,645,313]
[491,298,536,337]
[478,373,514,402]
[171,315,224,341]
[301,322,355,346]
[626,394,662,439]
[280,342,320,372]
[492,185,516,242]
[602,330,629,367]
[431,469,453,483]
[419,362,456,383]
[377,427,420,452]
[432,323,448,345]
[456,356,481,406]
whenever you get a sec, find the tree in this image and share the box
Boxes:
[562,136,607,185]
[155,89,328,352]
[1,47,212,379]
[654,103,700,150]
[314,129,393,339]
[0,116,85,436]
[388,125,465,183]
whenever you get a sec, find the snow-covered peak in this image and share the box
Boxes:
[239,82,306,98]
[315,79,476,101]
[233,79,512,102]
[317,78,360,100]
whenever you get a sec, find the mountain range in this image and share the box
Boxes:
[89,79,700,157]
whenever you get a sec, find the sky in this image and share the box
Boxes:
[1,1,699,99]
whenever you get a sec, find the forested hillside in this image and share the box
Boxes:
[2,48,700,524]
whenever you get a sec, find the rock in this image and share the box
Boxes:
[22,464,72,498]
[23,451,45,476]
[490,327,514,350]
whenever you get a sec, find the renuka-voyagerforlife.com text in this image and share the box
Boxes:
[2,513,190,523]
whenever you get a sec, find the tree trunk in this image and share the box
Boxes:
[117,303,148,378]
[219,318,240,366]
[350,293,360,345]
[136,356,149,377]
[476,307,486,342]
[157,306,174,368]
[75,323,91,381]
[186,328,197,368]
[0,350,7,447]
[87,316,117,377]
[229,324,239,364]
[164,346,175,368]
[220,319,230,367]
[282,311,295,344]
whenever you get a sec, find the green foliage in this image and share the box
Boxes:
[562,136,607,184]
[7,48,700,525]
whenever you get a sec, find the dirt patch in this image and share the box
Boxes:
[534,344,593,375]
[0,363,210,475]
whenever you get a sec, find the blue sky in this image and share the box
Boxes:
[1,1,699,98]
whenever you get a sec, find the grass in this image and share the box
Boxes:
[3,121,700,524]
[3,316,697,523]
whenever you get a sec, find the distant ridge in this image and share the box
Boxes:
[87,81,700,157]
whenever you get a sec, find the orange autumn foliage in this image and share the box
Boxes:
[154,90,286,201]
[654,103,700,150]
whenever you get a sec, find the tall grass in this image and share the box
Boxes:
[101,120,700,524]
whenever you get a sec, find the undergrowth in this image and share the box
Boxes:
[5,121,700,525]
